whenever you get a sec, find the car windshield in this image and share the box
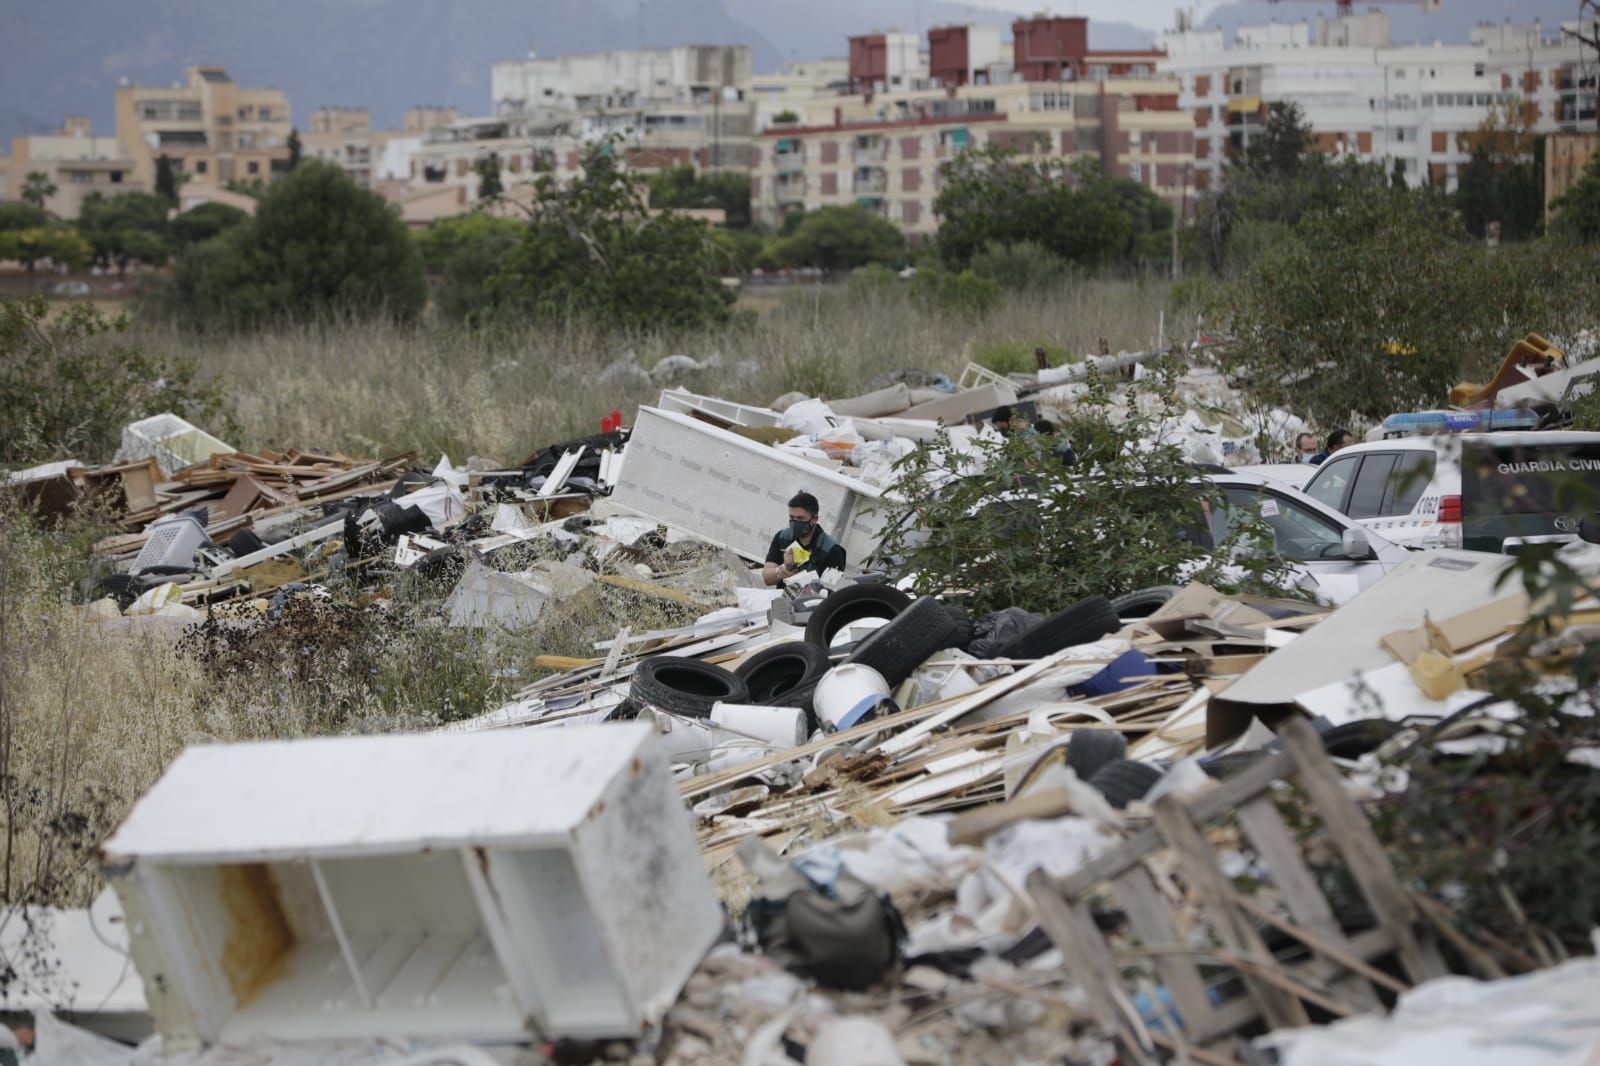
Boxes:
[1208,486,1347,562]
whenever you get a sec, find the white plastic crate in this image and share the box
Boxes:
[101,723,722,1048]
[131,512,208,574]
[118,413,234,475]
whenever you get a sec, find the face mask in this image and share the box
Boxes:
[789,519,813,539]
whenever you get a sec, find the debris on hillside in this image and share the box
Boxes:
[5,359,1600,1065]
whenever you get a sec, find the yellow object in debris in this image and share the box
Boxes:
[1448,333,1565,407]
[1411,650,1465,700]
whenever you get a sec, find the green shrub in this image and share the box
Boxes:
[968,240,1073,290]
[0,296,233,465]
[846,263,900,298]
[909,268,1003,316]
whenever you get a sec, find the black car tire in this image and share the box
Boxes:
[736,641,832,712]
[805,583,913,650]
[845,596,964,688]
[1321,719,1405,760]
[630,658,750,718]
[1110,586,1182,620]
[993,596,1120,661]
[1089,759,1164,809]
[1066,729,1128,782]
[1200,750,1269,780]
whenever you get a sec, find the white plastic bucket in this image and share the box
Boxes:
[808,1017,906,1066]
[813,663,894,732]
[710,703,807,749]
[650,710,719,764]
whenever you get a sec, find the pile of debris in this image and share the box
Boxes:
[5,363,1600,1066]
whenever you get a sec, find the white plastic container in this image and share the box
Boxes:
[709,703,807,748]
[101,723,721,1048]
[118,413,233,475]
[131,512,208,574]
[813,663,893,732]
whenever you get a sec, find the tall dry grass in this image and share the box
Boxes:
[2,279,1179,908]
[138,278,1176,460]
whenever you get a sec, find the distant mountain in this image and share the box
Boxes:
[1199,0,1581,44]
[0,0,779,135]
[0,0,1159,144]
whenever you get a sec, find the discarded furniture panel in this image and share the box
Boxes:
[1027,718,1448,1065]
[656,389,783,429]
[610,406,888,565]
[101,724,723,1047]
[1207,551,1518,745]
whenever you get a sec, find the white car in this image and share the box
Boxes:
[1201,473,1411,604]
[1234,463,1316,491]
[1301,432,1600,553]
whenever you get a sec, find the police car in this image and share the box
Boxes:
[1301,431,1600,553]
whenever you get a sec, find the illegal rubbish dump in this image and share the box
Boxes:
[6,346,1600,1065]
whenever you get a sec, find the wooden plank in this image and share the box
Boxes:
[1152,793,1311,1032]
[1235,896,1407,996]
[1057,750,1294,898]
[1025,870,1158,1066]
[946,788,1073,846]
[1113,865,1226,1042]
[1277,718,1450,983]
[1234,797,1384,1012]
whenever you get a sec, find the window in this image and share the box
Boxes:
[195,160,208,175]
[1213,488,1348,562]
[1306,455,1359,511]
[1394,68,1406,78]
[71,171,93,184]
[1422,94,1434,106]
[1474,63,1486,77]
[1347,454,1399,518]
[1383,451,1436,515]
[109,171,123,184]
[247,161,260,175]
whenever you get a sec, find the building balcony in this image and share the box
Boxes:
[852,171,886,195]
[852,143,888,164]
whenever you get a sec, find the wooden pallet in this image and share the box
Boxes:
[1026,717,1449,1065]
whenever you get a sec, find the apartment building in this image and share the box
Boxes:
[7,118,143,217]
[113,65,292,190]
[752,18,1196,237]
[1159,14,1599,191]
[751,59,850,131]
[303,107,375,186]
[491,44,751,115]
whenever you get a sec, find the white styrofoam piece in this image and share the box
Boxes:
[103,724,722,1046]
[0,889,147,1027]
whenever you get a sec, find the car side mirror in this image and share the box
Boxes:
[1581,516,1600,545]
[1342,527,1374,560]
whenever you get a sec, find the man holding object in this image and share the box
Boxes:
[762,491,847,586]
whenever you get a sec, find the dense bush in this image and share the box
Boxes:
[908,268,1002,315]
[968,240,1073,290]
[0,296,232,465]
[774,205,905,271]
[157,161,427,331]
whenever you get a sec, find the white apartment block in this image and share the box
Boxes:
[490,44,751,115]
[751,59,850,131]
[1160,13,1598,192]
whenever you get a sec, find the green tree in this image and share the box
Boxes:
[968,239,1072,289]
[0,295,231,464]
[1237,102,1314,179]
[0,226,92,287]
[1552,149,1600,243]
[645,166,753,229]
[170,201,248,247]
[487,146,735,331]
[287,129,303,171]
[159,160,425,330]
[1453,105,1544,241]
[774,205,904,271]
[76,191,172,278]
[0,202,48,233]
[154,155,180,206]
[476,153,503,200]
[934,146,1131,268]
[20,171,57,210]
[415,213,524,322]
[1219,186,1486,426]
